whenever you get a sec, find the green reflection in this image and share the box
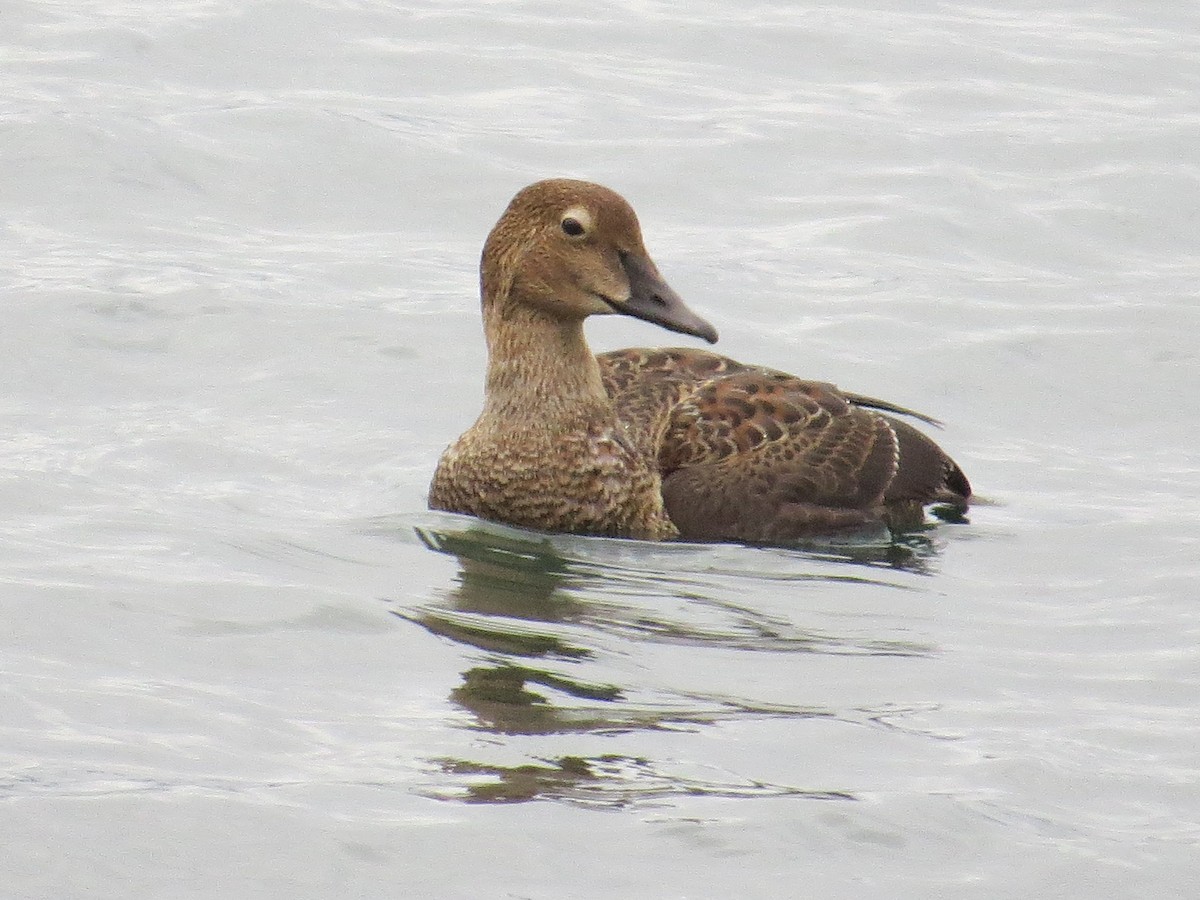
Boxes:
[438,755,601,804]
[393,609,589,659]
[398,517,942,806]
[414,523,592,623]
[432,755,857,807]
[450,663,625,735]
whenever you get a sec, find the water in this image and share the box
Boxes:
[3,1,1199,897]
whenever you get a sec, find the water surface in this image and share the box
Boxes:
[3,1,1199,897]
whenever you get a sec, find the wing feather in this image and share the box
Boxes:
[596,347,969,542]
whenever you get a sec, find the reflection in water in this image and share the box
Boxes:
[434,755,855,807]
[385,516,946,805]
[450,663,622,735]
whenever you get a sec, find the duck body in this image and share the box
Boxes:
[428,381,677,540]
[428,179,970,544]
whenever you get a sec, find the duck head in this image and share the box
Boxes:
[481,179,718,344]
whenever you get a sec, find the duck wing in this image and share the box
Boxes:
[597,348,970,543]
[600,348,947,427]
[599,348,750,459]
[655,371,899,542]
[599,347,751,392]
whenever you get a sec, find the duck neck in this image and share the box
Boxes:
[481,300,611,424]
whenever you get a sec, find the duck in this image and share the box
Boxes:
[428,178,971,544]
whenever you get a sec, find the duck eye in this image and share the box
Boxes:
[561,216,586,237]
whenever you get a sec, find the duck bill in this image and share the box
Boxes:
[608,250,719,344]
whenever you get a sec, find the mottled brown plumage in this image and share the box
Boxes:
[428,179,971,544]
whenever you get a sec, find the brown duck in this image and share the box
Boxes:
[428,179,971,544]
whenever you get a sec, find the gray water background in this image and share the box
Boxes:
[3,1,1199,897]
